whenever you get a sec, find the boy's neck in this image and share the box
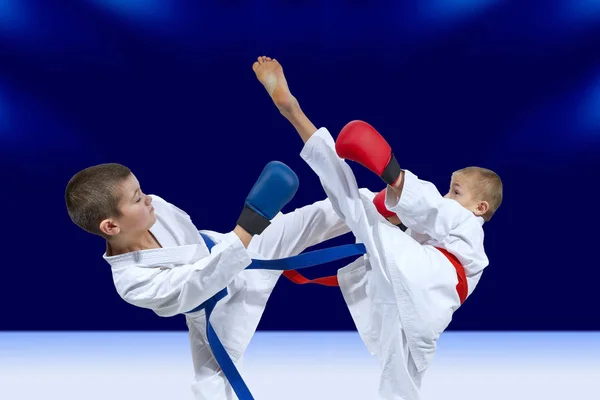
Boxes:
[106,230,162,256]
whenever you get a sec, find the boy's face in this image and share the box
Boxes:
[444,172,488,218]
[100,173,156,237]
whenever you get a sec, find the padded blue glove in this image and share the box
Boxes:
[236,161,299,235]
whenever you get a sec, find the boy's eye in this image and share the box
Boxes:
[136,197,142,202]
[454,190,460,195]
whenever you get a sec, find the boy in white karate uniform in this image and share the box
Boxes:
[65,161,353,400]
[253,56,503,399]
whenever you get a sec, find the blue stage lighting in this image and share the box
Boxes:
[577,75,600,134]
[0,90,10,134]
[0,0,29,33]
[421,0,501,21]
[88,0,173,24]
[564,0,600,21]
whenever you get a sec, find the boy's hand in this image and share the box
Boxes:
[236,161,299,237]
[373,188,407,230]
[336,120,402,187]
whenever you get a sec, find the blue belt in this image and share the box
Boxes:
[186,232,366,400]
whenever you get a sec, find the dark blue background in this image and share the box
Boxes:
[1,1,598,331]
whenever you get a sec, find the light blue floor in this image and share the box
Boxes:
[1,331,598,399]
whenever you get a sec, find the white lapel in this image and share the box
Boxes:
[104,214,211,269]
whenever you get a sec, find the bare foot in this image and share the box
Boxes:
[252,56,298,115]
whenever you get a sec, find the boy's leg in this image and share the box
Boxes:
[377,312,423,400]
[188,320,237,400]
[253,56,379,251]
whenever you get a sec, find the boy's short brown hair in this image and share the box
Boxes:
[454,166,503,221]
[65,163,131,237]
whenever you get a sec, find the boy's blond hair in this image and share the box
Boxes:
[454,166,503,221]
[65,163,131,237]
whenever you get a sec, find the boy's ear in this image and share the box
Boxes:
[100,218,120,236]
[474,200,489,217]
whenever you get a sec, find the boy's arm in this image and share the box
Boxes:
[116,231,252,317]
[384,170,478,243]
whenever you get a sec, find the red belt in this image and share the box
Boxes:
[435,247,468,304]
[282,270,339,286]
[282,248,468,305]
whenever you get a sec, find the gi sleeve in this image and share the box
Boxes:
[384,170,477,243]
[116,231,252,317]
